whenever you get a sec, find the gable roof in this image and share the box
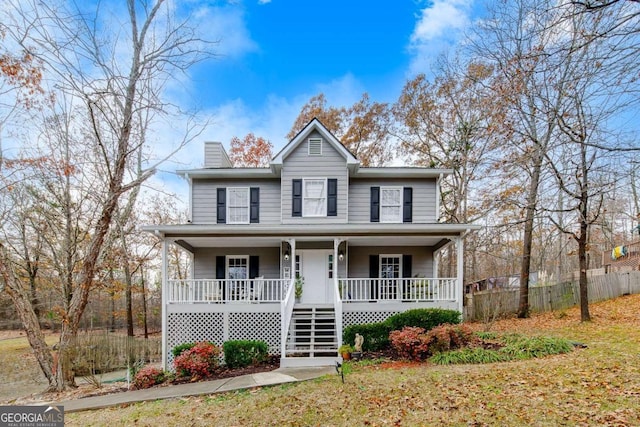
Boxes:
[270,118,359,174]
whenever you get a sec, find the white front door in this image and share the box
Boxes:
[299,250,333,304]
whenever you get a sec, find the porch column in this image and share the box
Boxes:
[333,238,344,348]
[161,238,168,370]
[456,235,464,314]
[288,238,296,278]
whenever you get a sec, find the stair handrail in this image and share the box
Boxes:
[280,276,296,357]
[333,275,343,349]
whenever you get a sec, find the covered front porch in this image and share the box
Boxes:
[153,224,469,368]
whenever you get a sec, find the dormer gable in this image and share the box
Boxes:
[271,118,359,174]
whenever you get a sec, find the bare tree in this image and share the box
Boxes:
[0,0,213,391]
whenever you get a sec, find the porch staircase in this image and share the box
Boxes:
[281,305,339,367]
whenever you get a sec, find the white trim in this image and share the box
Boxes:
[226,187,250,225]
[308,137,323,156]
[302,178,328,217]
[161,239,168,370]
[271,118,359,166]
[436,173,443,222]
[380,186,403,223]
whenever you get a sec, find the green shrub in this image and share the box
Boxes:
[431,348,509,365]
[385,308,461,332]
[343,323,392,352]
[172,342,196,358]
[430,334,573,365]
[500,335,573,359]
[223,340,269,369]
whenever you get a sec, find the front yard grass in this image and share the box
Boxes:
[61,294,640,425]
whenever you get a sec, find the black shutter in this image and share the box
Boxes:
[402,255,412,278]
[216,256,226,300]
[369,255,379,300]
[216,256,225,279]
[216,188,226,224]
[370,187,380,222]
[327,179,338,216]
[402,254,412,300]
[292,179,302,217]
[403,187,413,223]
[250,187,260,223]
[249,256,259,279]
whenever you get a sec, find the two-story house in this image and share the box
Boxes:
[144,119,478,368]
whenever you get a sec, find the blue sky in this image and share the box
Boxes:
[168,0,482,171]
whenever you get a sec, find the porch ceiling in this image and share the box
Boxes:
[171,235,450,251]
[146,223,479,251]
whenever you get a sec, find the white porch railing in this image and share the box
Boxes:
[167,279,288,303]
[338,278,458,302]
[280,277,296,357]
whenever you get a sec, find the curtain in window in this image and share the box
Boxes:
[381,188,401,222]
[228,188,249,223]
[303,179,326,216]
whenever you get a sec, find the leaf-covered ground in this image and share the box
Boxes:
[61,294,640,425]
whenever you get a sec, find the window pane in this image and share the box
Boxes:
[228,257,248,279]
[304,180,325,198]
[382,189,400,205]
[381,206,401,222]
[227,188,249,223]
[304,198,325,216]
[303,179,326,216]
[380,257,400,278]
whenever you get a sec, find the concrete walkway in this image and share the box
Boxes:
[56,366,336,413]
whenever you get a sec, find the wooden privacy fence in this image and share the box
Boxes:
[71,332,162,376]
[465,271,640,321]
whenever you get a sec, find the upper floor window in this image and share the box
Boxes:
[303,178,327,217]
[370,186,412,223]
[380,187,402,223]
[227,187,249,224]
[308,138,322,156]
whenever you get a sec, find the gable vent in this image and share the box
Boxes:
[308,138,322,156]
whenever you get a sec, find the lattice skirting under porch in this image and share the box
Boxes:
[167,311,281,364]
[342,311,402,328]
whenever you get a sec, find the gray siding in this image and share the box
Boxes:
[347,246,434,278]
[193,247,280,279]
[191,179,280,224]
[281,130,349,224]
[204,142,232,168]
[348,178,437,223]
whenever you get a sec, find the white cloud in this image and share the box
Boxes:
[190,4,258,59]
[408,0,473,74]
[257,0,272,4]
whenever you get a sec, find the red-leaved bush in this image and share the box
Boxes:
[132,365,167,390]
[425,324,475,354]
[173,341,220,379]
[390,324,476,361]
[389,326,430,360]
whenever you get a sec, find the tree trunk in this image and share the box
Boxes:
[518,150,543,318]
[125,263,134,337]
[0,245,59,390]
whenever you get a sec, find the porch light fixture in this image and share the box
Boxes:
[338,250,344,262]
[284,250,290,261]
